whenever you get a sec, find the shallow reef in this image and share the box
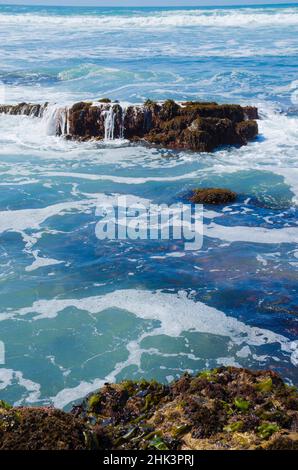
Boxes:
[1,367,297,450]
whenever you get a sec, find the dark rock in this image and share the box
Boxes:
[0,102,45,117]
[236,120,259,144]
[98,98,111,103]
[124,105,147,138]
[0,99,259,152]
[0,406,90,450]
[243,106,259,120]
[189,188,237,205]
[159,99,180,120]
[76,367,298,450]
[68,102,124,139]
[1,368,297,450]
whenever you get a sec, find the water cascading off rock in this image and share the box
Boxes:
[0,99,259,151]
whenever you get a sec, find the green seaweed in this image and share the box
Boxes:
[234,398,250,412]
[258,422,280,440]
[88,394,102,413]
[255,378,273,393]
[149,435,169,450]
[172,424,191,437]
[0,400,12,410]
[198,369,218,382]
[224,421,244,433]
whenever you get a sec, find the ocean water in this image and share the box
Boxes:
[0,4,297,409]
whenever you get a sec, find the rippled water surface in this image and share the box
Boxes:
[0,4,297,408]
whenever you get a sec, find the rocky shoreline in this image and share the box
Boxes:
[1,367,297,450]
[0,99,258,152]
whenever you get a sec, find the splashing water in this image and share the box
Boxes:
[103,106,116,141]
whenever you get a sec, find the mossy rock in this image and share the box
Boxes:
[0,99,259,152]
[236,120,258,143]
[0,400,12,411]
[0,407,90,450]
[182,101,218,107]
[198,369,218,382]
[189,188,237,205]
[234,398,250,412]
[181,129,213,152]
[255,377,273,393]
[98,98,111,103]
[70,101,91,113]
[1,367,297,450]
[160,99,180,120]
[144,99,157,108]
[224,421,244,433]
[88,394,102,414]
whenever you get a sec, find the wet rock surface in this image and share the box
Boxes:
[189,188,237,205]
[0,100,259,152]
[0,102,46,118]
[1,367,297,450]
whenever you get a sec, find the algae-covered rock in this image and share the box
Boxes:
[189,188,237,205]
[0,406,91,450]
[74,367,298,451]
[243,106,259,120]
[0,102,45,117]
[1,367,296,450]
[98,98,111,103]
[236,120,259,144]
[0,99,259,152]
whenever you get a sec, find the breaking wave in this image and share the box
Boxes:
[0,8,298,30]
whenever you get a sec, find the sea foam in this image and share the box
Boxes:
[0,8,298,30]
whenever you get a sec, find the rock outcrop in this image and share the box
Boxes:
[0,367,297,450]
[0,102,47,118]
[189,188,237,205]
[0,403,90,450]
[0,99,259,152]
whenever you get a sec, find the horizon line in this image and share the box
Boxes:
[0,1,297,7]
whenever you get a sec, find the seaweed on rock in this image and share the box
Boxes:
[1,368,297,450]
[0,99,259,152]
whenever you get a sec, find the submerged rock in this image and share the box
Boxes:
[2,367,296,450]
[0,99,259,152]
[189,188,237,205]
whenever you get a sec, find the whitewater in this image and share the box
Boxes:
[0,4,297,408]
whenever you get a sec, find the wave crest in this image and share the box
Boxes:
[0,8,298,30]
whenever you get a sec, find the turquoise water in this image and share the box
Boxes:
[0,4,297,408]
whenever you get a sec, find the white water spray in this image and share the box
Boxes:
[42,104,69,136]
[103,105,116,141]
